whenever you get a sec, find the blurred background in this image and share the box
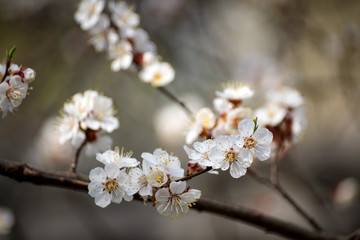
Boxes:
[0,0,360,239]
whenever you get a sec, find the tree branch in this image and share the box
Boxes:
[247,168,323,232]
[0,158,344,240]
[157,87,194,116]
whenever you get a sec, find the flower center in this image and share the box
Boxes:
[6,87,24,106]
[203,118,212,128]
[225,149,238,162]
[153,73,162,83]
[148,168,166,186]
[138,174,148,187]
[104,178,118,192]
[244,137,256,149]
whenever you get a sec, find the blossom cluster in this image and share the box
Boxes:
[0,62,36,118]
[185,82,306,149]
[184,118,273,178]
[74,0,175,87]
[56,90,119,155]
[88,147,201,219]
[88,117,273,218]
[255,86,307,144]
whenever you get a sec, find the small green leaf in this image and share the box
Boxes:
[253,117,258,133]
[8,46,16,60]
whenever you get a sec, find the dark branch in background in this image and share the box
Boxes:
[247,168,323,232]
[0,158,345,240]
[157,87,194,116]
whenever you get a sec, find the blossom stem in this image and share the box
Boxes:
[0,59,10,83]
[1,47,16,83]
[157,87,194,116]
[176,167,212,182]
[102,6,190,113]
[70,138,88,173]
[247,168,323,232]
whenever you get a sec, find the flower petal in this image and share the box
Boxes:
[254,144,271,161]
[238,118,254,137]
[89,167,106,182]
[254,128,273,145]
[229,161,247,178]
[170,181,186,194]
[94,191,111,208]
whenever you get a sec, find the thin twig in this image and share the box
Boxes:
[270,144,282,184]
[103,5,194,118]
[177,167,212,182]
[247,168,323,232]
[157,87,194,116]
[0,59,10,83]
[0,158,344,240]
[70,138,87,173]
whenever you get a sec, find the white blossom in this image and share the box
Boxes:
[60,90,119,132]
[186,108,216,144]
[127,167,153,199]
[141,148,184,180]
[96,146,139,169]
[21,67,36,83]
[63,90,96,121]
[0,75,28,118]
[139,61,175,87]
[155,181,201,218]
[109,1,140,30]
[109,40,133,72]
[75,0,105,31]
[8,64,20,74]
[88,14,114,52]
[237,118,273,162]
[122,27,156,54]
[267,86,304,109]
[225,107,253,134]
[146,166,169,187]
[209,135,251,178]
[82,91,119,132]
[255,104,287,127]
[57,90,119,148]
[184,139,219,174]
[57,114,83,145]
[213,97,233,114]
[216,82,254,103]
[88,164,133,208]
